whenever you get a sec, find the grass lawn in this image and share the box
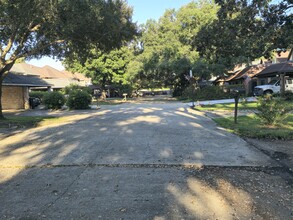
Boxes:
[196,101,293,111]
[0,116,67,128]
[214,114,293,140]
[195,102,258,111]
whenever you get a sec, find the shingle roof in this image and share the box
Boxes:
[11,63,70,79]
[235,64,268,79]
[257,62,293,77]
[225,66,250,82]
[11,63,91,83]
[3,72,51,87]
[225,64,272,81]
[43,78,79,89]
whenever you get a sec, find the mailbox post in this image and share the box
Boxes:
[232,90,240,124]
[123,93,127,102]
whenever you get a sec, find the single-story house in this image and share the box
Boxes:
[218,49,293,95]
[255,61,293,94]
[2,72,50,110]
[11,63,92,91]
[256,62,293,78]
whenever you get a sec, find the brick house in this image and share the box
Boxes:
[2,72,50,110]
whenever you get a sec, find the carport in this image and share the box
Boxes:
[2,72,51,109]
[256,61,293,94]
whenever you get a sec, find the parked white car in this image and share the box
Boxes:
[254,78,293,96]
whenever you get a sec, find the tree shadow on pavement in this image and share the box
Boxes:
[0,103,291,219]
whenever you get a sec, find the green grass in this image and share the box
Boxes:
[213,114,293,140]
[195,102,258,111]
[196,101,293,111]
[0,116,62,128]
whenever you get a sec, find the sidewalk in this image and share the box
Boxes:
[189,97,257,107]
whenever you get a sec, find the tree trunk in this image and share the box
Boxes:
[0,78,4,119]
[280,73,285,96]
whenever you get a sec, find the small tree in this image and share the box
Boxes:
[43,92,65,110]
[255,96,291,126]
[67,90,92,110]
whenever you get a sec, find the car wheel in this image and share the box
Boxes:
[263,90,273,95]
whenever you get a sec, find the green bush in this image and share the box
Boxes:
[43,92,65,109]
[181,85,195,100]
[255,97,291,126]
[283,91,293,101]
[114,84,134,97]
[63,84,92,95]
[29,91,47,101]
[67,90,92,109]
[182,85,232,101]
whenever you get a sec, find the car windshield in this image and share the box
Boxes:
[268,80,278,85]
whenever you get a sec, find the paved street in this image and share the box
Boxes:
[0,102,291,219]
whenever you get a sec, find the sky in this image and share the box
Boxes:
[27,0,284,70]
[27,0,193,70]
[128,0,193,24]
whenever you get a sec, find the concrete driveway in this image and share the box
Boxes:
[1,102,291,219]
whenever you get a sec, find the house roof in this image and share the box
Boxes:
[10,63,92,88]
[225,64,271,81]
[11,63,70,79]
[62,70,91,82]
[43,78,79,89]
[11,63,90,82]
[41,65,70,78]
[3,72,51,87]
[225,66,250,82]
[235,64,268,79]
[257,62,293,78]
[11,63,43,76]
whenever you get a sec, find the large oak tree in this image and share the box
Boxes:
[126,1,219,95]
[0,0,137,118]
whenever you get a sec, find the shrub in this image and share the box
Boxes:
[114,84,134,97]
[283,91,293,101]
[181,85,196,100]
[43,92,65,109]
[255,97,291,126]
[67,90,92,109]
[182,85,232,101]
[63,84,92,95]
[29,91,47,101]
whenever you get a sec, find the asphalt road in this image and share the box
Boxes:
[0,102,291,219]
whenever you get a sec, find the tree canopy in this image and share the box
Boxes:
[66,1,220,94]
[0,0,137,118]
[195,0,293,69]
[126,1,220,95]
[64,46,132,92]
